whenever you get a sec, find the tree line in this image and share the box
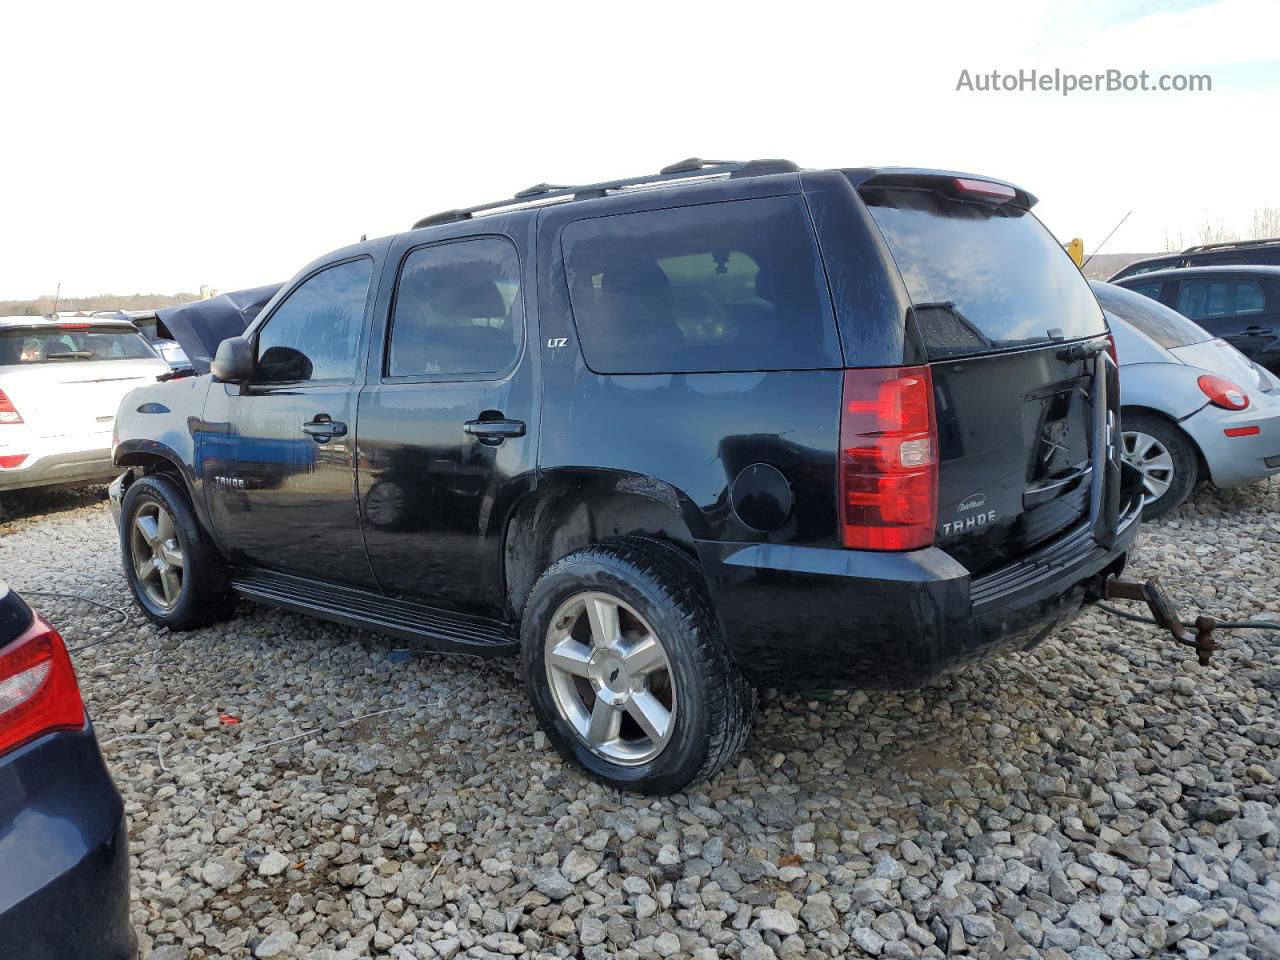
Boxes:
[0,292,198,317]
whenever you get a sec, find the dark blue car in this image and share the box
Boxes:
[0,584,136,959]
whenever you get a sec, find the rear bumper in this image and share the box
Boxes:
[0,724,136,960]
[698,493,1142,691]
[0,447,115,492]
[1181,397,1280,489]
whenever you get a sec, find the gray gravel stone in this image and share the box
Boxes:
[7,481,1279,960]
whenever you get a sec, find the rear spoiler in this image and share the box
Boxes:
[844,168,1037,210]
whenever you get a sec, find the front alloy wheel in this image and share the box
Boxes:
[119,472,235,629]
[544,591,676,765]
[130,501,185,609]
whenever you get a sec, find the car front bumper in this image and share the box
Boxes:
[697,487,1143,692]
[0,723,136,960]
[1181,395,1280,489]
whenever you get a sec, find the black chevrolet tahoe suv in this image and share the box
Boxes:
[109,158,1142,793]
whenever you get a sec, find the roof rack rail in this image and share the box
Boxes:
[1182,236,1280,254]
[412,157,799,230]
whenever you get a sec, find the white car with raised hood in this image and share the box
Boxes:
[0,317,171,495]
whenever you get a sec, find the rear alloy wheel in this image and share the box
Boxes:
[1120,411,1199,520]
[544,591,677,766]
[522,537,754,794]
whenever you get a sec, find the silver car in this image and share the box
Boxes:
[1092,280,1280,518]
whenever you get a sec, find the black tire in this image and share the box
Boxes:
[119,473,235,629]
[1121,410,1200,520]
[521,537,754,794]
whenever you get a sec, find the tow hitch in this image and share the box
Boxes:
[1092,574,1221,666]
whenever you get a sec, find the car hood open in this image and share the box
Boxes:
[156,283,282,374]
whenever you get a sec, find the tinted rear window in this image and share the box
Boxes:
[861,187,1106,359]
[562,196,841,374]
[1091,281,1209,348]
[0,326,157,365]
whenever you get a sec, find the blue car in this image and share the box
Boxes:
[0,584,136,959]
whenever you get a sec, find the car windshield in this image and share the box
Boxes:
[1090,281,1210,349]
[861,186,1106,359]
[0,326,158,364]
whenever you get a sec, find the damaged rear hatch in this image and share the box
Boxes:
[857,172,1120,575]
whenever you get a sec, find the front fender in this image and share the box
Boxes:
[112,376,212,530]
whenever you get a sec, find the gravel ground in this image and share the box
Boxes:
[1,482,1278,960]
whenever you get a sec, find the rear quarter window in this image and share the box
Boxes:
[861,187,1106,359]
[561,196,841,374]
[1091,282,1209,349]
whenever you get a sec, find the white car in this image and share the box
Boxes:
[0,317,172,495]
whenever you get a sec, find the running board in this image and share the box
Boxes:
[228,568,517,655]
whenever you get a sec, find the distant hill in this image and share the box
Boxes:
[1082,253,1162,281]
[0,292,199,317]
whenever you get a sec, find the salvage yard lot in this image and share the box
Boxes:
[2,485,1278,960]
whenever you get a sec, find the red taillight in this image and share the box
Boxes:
[1198,374,1249,411]
[0,454,27,469]
[1105,334,1119,366]
[0,615,85,756]
[953,177,1017,202]
[0,388,23,425]
[839,365,938,550]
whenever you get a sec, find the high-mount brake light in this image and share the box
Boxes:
[839,366,939,551]
[1197,374,1249,411]
[0,388,23,424]
[59,322,92,330]
[953,178,1017,201]
[0,615,85,756]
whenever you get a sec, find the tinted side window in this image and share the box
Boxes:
[1237,280,1266,314]
[562,196,840,374]
[1176,279,1266,320]
[388,238,522,378]
[256,259,372,382]
[1125,281,1165,302]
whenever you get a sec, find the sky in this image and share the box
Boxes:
[2,0,1277,299]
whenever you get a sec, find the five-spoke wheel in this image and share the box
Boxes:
[1121,429,1175,504]
[522,538,754,794]
[1119,410,1199,520]
[544,591,676,765]
[129,501,185,609]
[119,472,235,629]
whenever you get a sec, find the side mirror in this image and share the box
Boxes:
[211,336,254,383]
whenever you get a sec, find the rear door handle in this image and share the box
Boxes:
[1243,326,1274,336]
[464,418,526,443]
[303,415,347,442]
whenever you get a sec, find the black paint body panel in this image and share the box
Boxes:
[109,164,1137,690]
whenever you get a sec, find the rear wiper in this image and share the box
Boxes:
[45,351,94,360]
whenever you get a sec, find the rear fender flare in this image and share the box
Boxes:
[502,469,708,619]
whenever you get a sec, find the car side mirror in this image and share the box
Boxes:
[210,336,254,383]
